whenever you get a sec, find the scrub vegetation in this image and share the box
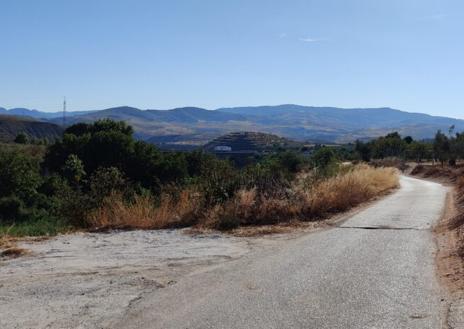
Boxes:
[0,119,399,237]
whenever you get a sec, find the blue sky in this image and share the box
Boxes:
[1,0,464,118]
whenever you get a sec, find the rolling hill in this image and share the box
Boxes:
[0,115,63,142]
[1,105,463,145]
[203,132,303,153]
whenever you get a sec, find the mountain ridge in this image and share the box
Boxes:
[1,105,462,145]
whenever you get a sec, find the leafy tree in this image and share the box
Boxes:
[89,167,126,197]
[433,130,450,166]
[0,196,24,222]
[62,154,86,186]
[454,133,464,160]
[355,140,371,162]
[371,132,406,159]
[0,150,41,200]
[406,141,431,162]
[14,132,28,144]
[403,136,414,144]
[275,151,307,173]
[312,147,339,176]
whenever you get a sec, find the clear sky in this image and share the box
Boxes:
[1,0,463,118]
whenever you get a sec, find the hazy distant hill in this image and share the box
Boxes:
[48,106,249,143]
[0,107,95,120]
[0,115,63,142]
[2,104,463,144]
[218,105,464,131]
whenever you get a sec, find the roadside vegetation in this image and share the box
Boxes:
[0,119,398,237]
[354,128,464,165]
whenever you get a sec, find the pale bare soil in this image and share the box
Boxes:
[0,230,251,329]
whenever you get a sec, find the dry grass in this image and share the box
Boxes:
[411,163,464,183]
[0,247,29,258]
[87,190,200,230]
[0,225,30,259]
[201,165,399,229]
[88,165,399,232]
[301,165,399,218]
[370,157,409,171]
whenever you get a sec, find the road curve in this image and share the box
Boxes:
[112,176,448,329]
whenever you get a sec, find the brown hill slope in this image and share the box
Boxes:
[0,115,63,142]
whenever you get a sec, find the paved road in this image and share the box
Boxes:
[113,176,448,329]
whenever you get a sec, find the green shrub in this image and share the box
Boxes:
[312,147,339,177]
[0,196,24,222]
[0,149,41,200]
[14,132,28,144]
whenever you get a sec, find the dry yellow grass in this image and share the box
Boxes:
[203,165,399,228]
[88,189,200,230]
[88,165,399,231]
[301,165,399,218]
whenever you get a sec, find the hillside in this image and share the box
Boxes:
[2,104,464,144]
[203,132,303,153]
[0,115,63,142]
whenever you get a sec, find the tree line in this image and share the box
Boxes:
[354,128,464,165]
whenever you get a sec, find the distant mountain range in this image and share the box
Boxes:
[0,107,95,120]
[1,105,463,145]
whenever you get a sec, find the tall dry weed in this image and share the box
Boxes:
[302,165,399,218]
[207,165,399,228]
[88,189,200,229]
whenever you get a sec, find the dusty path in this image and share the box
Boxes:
[113,176,449,329]
[0,176,449,328]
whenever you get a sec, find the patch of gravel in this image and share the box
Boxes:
[0,229,250,329]
[448,298,464,329]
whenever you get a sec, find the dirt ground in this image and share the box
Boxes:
[408,164,464,328]
[0,230,254,328]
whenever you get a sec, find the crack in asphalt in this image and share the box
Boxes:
[337,226,428,231]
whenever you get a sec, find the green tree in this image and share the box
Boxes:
[62,154,86,186]
[0,150,41,200]
[407,141,431,162]
[403,136,414,144]
[312,147,338,176]
[371,132,406,159]
[355,140,371,162]
[14,132,28,144]
[433,130,450,166]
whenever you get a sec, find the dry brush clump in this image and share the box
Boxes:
[0,226,29,259]
[200,165,399,229]
[87,189,201,230]
[300,165,398,218]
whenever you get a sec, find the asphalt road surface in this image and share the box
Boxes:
[112,176,448,329]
